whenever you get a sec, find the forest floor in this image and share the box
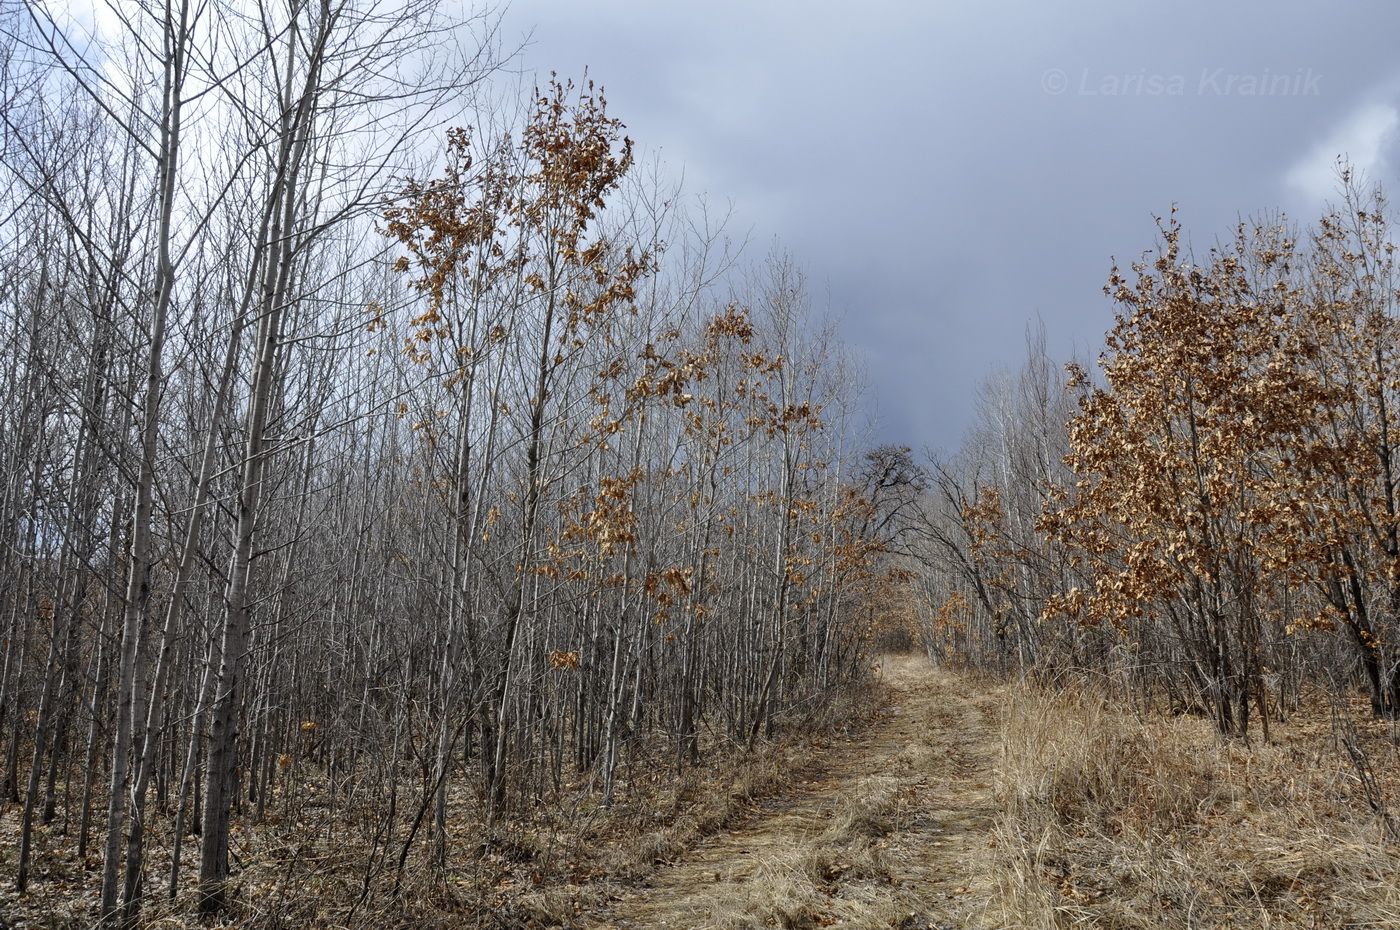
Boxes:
[578,654,1400,930]
[11,655,1400,929]
[582,654,1004,929]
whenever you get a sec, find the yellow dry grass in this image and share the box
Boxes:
[990,679,1400,929]
[587,654,1005,930]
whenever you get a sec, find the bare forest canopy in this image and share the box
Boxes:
[5,0,1400,927]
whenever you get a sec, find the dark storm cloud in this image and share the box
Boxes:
[501,0,1400,450]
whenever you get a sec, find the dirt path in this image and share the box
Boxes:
[588,655,1004,929]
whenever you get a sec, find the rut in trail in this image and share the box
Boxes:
[589,654,1003,930]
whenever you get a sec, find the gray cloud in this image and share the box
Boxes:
[501,0,1400,450]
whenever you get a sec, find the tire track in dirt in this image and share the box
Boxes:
[586,655,1003,929]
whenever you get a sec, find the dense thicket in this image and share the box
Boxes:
[0,2,897,922]
[914,175,1400,740]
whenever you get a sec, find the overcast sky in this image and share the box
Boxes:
[498,1,1400,451]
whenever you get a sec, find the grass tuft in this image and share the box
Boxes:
[990,680,1400,929]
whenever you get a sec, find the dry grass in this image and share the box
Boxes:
[0,683,880,929]
[991,680,1400,929]
[668,774,906,930]
[569,682,880,879]
[585,655,965,930]
[821,774,898,847]
[413,682,878,928]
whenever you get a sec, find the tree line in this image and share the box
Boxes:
[0,1,902,923]
[913,172,1400,742]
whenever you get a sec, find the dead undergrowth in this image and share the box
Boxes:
[0,682,879,930]
[991,679,1400,929]
[18,661,1395,930]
